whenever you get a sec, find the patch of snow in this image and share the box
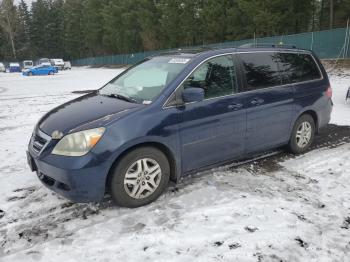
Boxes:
[328,68,350,125]
[0,67,349,261]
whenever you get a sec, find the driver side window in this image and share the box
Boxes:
[183,55,237,99]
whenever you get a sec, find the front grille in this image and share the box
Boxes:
[32,134,47,153]
[31,129,50,154]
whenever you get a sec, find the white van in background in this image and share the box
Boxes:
[38,58,51,66]
[50,59,65,70]
[23,60,33,69]
[0,62,5,72]
[63,61,71,70]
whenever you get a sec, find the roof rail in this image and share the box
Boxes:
[239,43,297,49]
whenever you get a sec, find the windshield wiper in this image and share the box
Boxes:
[102,93,138,103]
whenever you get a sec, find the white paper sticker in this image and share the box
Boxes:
[168,58,190,64]
[143,100,152,105]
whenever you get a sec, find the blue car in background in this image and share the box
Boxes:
[9,63,21,72]
[27,46,332,208]
[23,64,58,76]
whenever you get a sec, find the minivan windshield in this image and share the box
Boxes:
[99,56,189,104]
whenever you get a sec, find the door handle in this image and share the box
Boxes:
[228,103,243,110]
[250,98,264,106]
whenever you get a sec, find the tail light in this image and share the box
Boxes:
[325,86,332,98]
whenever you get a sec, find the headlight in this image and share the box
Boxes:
[52,127,105,156]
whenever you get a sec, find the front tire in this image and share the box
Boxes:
[109,147,170,208]
[288,114,315,154]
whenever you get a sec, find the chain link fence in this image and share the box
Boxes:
[72,27,350,66]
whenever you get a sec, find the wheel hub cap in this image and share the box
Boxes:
[296,122,312,148]
[124,158,162,199]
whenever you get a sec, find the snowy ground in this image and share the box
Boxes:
[0,68,349,262]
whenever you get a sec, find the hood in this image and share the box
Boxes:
[39,92,143,136]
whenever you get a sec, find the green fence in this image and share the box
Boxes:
[72,27,350,66]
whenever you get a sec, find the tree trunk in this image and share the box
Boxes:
[330,0,334,29]
[319,0,324,30]
[5,12,16,59]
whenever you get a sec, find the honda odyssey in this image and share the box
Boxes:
[27,46,332,207]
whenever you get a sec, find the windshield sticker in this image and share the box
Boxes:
[143,100,152,105]
[168,58,190,64]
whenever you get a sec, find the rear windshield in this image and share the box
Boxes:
[239,52,322,90]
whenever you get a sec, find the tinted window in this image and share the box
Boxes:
[183,55,236,99]
[278,53,321,84]
[240,52,281,91]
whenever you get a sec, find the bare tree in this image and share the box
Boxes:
[0,0,17,59]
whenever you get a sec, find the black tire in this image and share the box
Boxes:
[109,147,170,208]
[288,114,315,154]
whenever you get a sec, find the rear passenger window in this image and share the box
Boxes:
[183,55,236,99]
[277,53,321,84]
[240,52,281,91]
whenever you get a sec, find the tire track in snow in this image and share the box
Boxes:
[0,124,349,256]
[0,87,8,94]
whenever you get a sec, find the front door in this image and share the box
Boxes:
[178,55,246,173]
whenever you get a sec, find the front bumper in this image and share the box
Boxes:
[27,131,110,202]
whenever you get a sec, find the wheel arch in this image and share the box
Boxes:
[105,141,179,193]
[299,109,319,133]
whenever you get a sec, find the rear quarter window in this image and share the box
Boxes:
[278,53,322,84]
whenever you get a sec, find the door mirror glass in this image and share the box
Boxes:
[182,87,204,103]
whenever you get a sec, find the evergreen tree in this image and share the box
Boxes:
[0,0,17,59]
[81,0,107,56]
[30,0,51,57]
[0,0,349,61]
[63,0,84,59]
[47,0,65,58]
[16,0,31,59]
[136,0,161,51]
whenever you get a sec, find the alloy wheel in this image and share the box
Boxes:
[296,121,312,148]
[123,158,162,199]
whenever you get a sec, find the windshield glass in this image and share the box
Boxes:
[99,56,190,103]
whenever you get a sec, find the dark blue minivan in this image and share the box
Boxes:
[27,47,332,207]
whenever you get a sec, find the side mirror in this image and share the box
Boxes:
[182,87,204,103]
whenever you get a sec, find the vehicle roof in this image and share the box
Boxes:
[152,46,312,60]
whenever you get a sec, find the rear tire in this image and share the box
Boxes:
[109,147,170,208]
[288,114,315,154]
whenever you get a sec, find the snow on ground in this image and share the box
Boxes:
[329,68,350,126]
[0,68,349,262]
